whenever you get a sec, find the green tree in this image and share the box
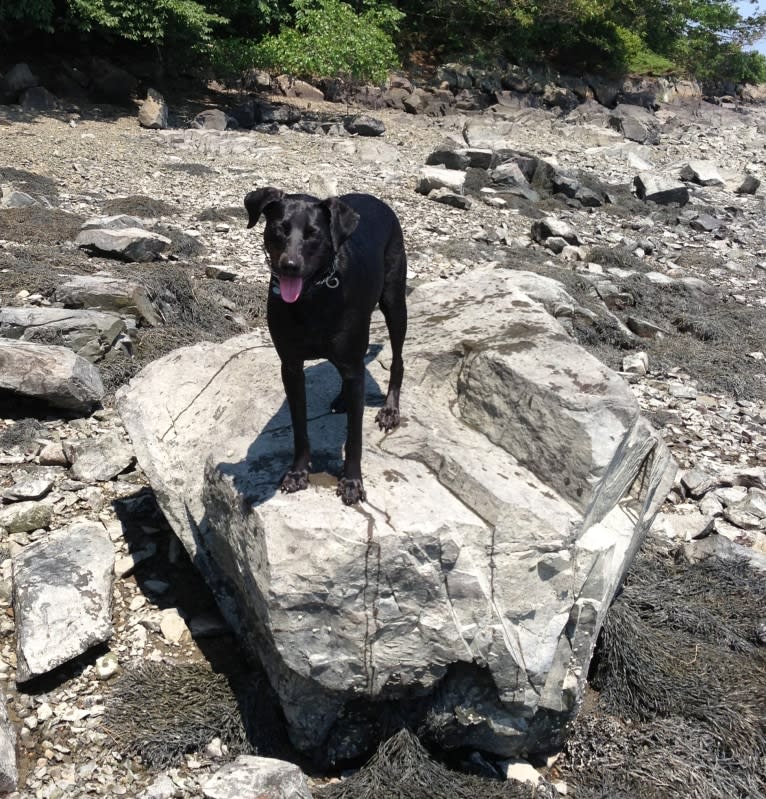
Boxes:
[67,0,227,45]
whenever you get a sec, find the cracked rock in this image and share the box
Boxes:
[117,269,675,762]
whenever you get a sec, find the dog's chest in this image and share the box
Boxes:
[267,289,350,359]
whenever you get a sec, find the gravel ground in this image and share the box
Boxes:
[1,87,766,798]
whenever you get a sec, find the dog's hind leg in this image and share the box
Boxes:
[280,360,311,492]
[376,242,407,432]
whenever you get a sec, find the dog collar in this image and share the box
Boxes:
[314,255,340,289]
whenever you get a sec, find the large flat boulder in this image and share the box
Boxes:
[117,268,675,762]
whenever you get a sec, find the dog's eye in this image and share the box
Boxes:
[281,221,291,235]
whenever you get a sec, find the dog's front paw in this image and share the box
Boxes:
[280,469,309,493]
[337,477,366,505]
[375,407,400,432]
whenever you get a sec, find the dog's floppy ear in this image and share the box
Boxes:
[321,197,360,250]
[244,187,284,228]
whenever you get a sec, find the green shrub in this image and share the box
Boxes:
[67,0,226,45]
[252,0,403,83]
[615,25,676,75]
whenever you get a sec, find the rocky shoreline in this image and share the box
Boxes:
[0,61,765,797]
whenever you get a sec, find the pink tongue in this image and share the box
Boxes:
[280,276,303,303]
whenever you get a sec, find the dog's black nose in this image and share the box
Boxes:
[279,256,301,275]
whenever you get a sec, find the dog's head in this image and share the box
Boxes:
[244,187,359,304]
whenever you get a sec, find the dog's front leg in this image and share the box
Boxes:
[336,364,367,505]
[280,360,310,493]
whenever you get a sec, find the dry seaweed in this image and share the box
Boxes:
[102,662,255,767]
[559,541,766,799]
[319,729,550,799]
[102,195,180,218]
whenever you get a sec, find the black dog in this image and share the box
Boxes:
[245,188,407,505]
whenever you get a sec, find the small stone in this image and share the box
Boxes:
[160,609,188,644]
[531,217,579,245]
[622,352,648,375]
[139,774,176,799]
[0,501,52,535]
[501,759,542,786]
[545,236,569,254]
[651,510,715,541]
[64,434,135,482]
[205,737,225,759]
[736,174,760,195]
[189,611,231,638]
[38,442,68,467]
[144,579,171,595]
[698,493,723,517]
[343,114,385,137]
[634,173,689,206]
[95,652,120,680]
[114,544,157,578]
[431,191,472,210]
[679,160,725,187]
[626,316,668,339]
[205,266,237,281]
[668,383,698,400]
[0,477,53,502]
[714,486,749,506]
[202,755,312,799]
[129,595,147,611]
[681,466,718,499]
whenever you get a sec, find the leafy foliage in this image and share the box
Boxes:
[252,0,403,82]
[67,0,226,45]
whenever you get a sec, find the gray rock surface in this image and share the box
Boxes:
[0,63,37,100]
[0,695,17,793]
[76,227,172,262]
[0,500,53,534]
[138,88,168,130]
[416,165,467,194]
[118,268,675,759]
[344,114,385,136]
[64,433,135,482]
[20,86,59,112]
[0,475,53,502]
[54,274,160,326]
[0,306,126,361]
[679,160,725,186]
[609,104,660,144]
[0,189,37,208]
[202,755,312,799]
[633,172,689,205]
[13,521,114,682]
[81,214,148,231]
[0,339,104,412]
